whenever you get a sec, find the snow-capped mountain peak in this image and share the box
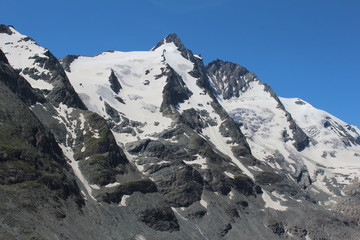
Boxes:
[2,26,360,239]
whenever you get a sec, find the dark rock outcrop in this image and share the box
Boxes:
[231,174,259,196]
[160,66,192,114]
[108,69,122,94]
[154,165,204,207]
[128,192,180,232]
[0,48,9,64]
[104,101,121,123]
[0,24,14,35]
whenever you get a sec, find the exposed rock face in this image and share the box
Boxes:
[0,51,85,239]
[207,60,251,99]
[75,112,130,185]
[1,26,360,240]
[155,165,204,207]
[59,54,79,72]
[31,49,87,109]
[0,24,14,35]
[160,66,192,114]
[108,69,122,94]
[334,181,360,224]
[128,192,180,232]
[0,48,9,64]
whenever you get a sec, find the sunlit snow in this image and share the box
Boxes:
[0,26,54,90]
[67,51,173,144]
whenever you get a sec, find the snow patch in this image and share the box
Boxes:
[22,76,53,90]
[105,182,121,188]
[119,195,130,207]
[81,146,86,152]
[224,171,235,179]
[183,155,208,169]
[262,191,287,211]
[200,199,208,209]
[92,129,100,139]
[90,184,100,190]
[59,144,96,201]
[228,191,235,200]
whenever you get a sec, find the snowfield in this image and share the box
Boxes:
[67,50,173,144]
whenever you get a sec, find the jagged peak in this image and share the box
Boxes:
[0,24,15,35]
[151,33,187,53]
[163,33,184,47]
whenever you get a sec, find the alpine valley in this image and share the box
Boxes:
[1,24,360,240]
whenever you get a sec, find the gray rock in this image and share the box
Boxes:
[0,24,14,35]
[59,55,79,72]
[154,165,204,207]
[160,66,192,114]
[108,69,122,94]
[207,60,250,99]
[128,192,180,232]
[96,179,157,203]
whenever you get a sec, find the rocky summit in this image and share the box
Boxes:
[1,24,360,240]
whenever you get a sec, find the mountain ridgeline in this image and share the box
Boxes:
[1,24,360,240]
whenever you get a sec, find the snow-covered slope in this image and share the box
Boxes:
[0,24,85,109]
[207,59,360,201]
[281,97,360,194]
[0,25,54,90]
[67,50,173,143]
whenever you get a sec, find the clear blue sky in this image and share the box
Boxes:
[2,0,360,127]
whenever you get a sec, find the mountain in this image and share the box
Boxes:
[1,24,360,240]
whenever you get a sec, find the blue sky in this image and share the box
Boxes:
[2,0,360,127]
